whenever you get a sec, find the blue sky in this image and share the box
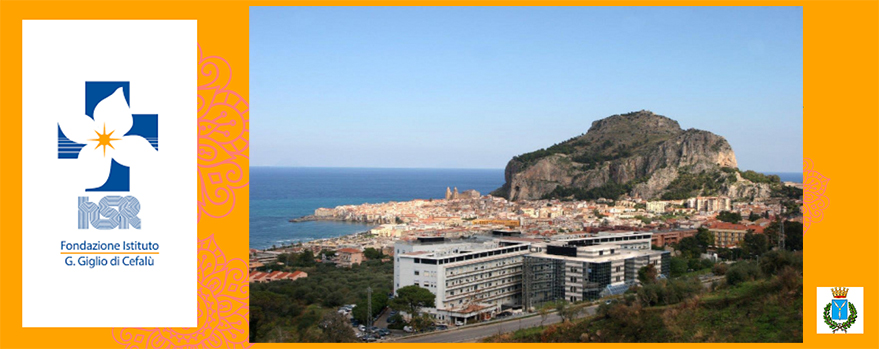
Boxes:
[250,6,802,172]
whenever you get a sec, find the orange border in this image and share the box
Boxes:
[1,1,878,349]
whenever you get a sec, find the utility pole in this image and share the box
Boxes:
[778,204,785,251]
[367,287,373,329]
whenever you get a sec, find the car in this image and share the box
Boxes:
[435,325,448,331]
[403,326,414,333]
[358,325,366,332]
[378,328,391,336]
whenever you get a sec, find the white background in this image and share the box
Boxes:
[22,20,197,327]
[816,287,864,334]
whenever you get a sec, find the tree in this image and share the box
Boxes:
[353,289,389,324]
[712,263,728,276]
[717,247,744,261]
[410,313,434,331]
[556,301,581,322]
[638,264,657,284]
[389,285,435,318]
[784,221,804,251]
[676,237,703,259]
[748,212,761,222]
[538,302,555,326]
[764,221,804,251]
[295,250,316,267]
[759,250,798,277]
[363,247,383,260]
[717,211,742,224]
[782,200,802,216]
[322,290,345,308]
[725,261,761,286]
[318,311,358,343]
[700,258,714,270]
[695,227,715,249]
[687,258,702,271]
[740,232,769,258]
[669,257,688,277]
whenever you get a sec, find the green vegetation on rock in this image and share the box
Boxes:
[661,169,737,200]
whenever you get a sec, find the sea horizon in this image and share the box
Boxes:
[249,167,506,249]
[250,165,803,180]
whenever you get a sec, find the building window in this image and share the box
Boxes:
[414,271,420,275]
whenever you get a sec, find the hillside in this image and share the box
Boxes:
[491,110,777,201]
[484,251,804,343]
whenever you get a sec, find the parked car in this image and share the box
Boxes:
[403,326,414,333]
[378,328,391,336]
[435,325,448,331]
[358,325,366,332]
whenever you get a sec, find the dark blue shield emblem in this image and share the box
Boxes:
[832,299,848,320]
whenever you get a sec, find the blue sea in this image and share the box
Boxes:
[249,167,505,249]
[765,172,803,183]
[250,167,803,249]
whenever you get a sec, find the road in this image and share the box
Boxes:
[391,276,721,343]
[391,305,598,343]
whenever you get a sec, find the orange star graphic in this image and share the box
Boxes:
[88,123,121,157]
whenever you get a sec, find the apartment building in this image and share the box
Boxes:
[394,237,531,324]
[523,243,669,309]
[393,231,665,323]
[553,231,653,250]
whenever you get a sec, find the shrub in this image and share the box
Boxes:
[712,263,729,276]
[725,262,762,286]
[700,258,715,270]
[759,250,798,277]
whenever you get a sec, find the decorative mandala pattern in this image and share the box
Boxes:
[197,44,249,222]
[111,46,250,348]
[802,158,829,233]
[112,235,250,348]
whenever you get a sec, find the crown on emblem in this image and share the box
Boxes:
[832,287,849,298]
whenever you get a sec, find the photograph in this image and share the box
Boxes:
[247,6,804,343]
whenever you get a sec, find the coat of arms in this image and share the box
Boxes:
[823,287,858,333]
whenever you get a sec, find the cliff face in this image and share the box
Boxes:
[493,110,770,201]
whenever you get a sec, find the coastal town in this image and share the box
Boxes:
[252,182,803,269]
[250,181,803,342]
